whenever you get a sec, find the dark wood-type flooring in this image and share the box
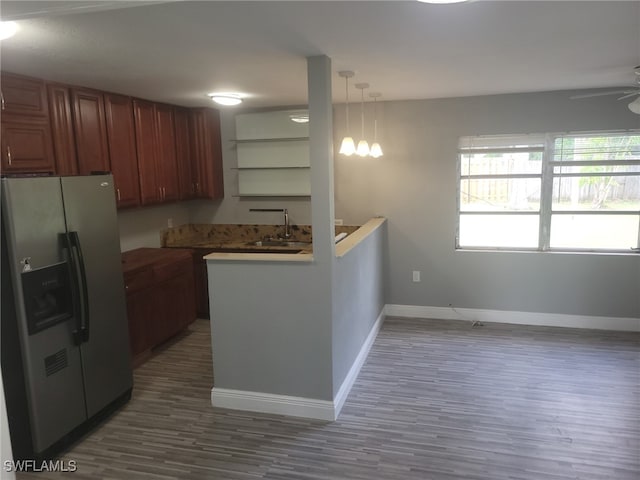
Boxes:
[17,317,640,479]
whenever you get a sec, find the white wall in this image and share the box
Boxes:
[117,202,190,252]
[334,89,640,320]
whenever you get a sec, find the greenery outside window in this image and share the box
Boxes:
[457,131,640,252]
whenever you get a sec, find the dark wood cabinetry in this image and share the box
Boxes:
[190,108,224,199]
[1,117,55,173]
[154,104,179,202]
[174,107,196,200]
[71,88,111,175]
[47,84,78,175]
[133,100,179,205]
[1,73,55,173]
[1,73,49,117]
[1,70,224,208]
[122,248,196,364]
[104,93,140,208]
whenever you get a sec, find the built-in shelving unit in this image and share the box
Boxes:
[234,110,310,197]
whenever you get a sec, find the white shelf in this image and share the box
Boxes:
[235,110,311,197]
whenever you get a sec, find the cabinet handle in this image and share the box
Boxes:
[1,91,5,111]
[117,188,121,201]
[6,146,11,166]
[158,186,163,199]
[195,182,200,194]
[163,186,166,198]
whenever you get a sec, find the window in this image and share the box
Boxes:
[457,131,640,252]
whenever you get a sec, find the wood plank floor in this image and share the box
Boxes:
[17,317,640,480]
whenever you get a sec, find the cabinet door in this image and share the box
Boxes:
[155,104,179,202]
[71,88,111,175]
[47,84,78,175]
[133,99,161,205]
[174,107,196,200]
[191,108,224,199]
[105,94,140,208]
[1,117,55,173]
[126,290,153,357]
[1,73,48,117]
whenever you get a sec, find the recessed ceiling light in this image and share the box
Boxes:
[207,93,243,106]
[0,21,19,40]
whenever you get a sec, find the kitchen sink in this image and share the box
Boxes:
[248,240,312,248]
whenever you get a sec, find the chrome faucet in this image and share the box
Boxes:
[249,208,291,239]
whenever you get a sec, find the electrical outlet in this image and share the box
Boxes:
[167,218,173,228]
[334,219,344,225]
[412,270,421,283]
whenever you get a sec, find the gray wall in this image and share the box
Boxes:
[334,90,640,319]
[332,221,386,395]
[208,260,333,400]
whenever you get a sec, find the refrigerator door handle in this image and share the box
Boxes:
[69,231,90,343]
[62,233,84,345]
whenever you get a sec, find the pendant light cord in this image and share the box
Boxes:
[345,76,350,135]
[360,87,365,138]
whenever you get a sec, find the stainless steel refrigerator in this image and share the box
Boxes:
[1,174,133,461]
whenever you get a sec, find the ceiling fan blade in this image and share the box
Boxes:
[570,90,635,99]
[617,91,640,100]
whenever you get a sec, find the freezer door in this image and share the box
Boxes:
[0,177,87,454]
[60,175,133,417]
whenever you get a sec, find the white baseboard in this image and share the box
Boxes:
[211,307,386,421]
[385,304,640,332]
[333,308,385,418]
[211,388,335,421]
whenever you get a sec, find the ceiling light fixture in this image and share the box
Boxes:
[0,21,19,40]
[369,92,383,158]
[208,93,243,106]
[629,97,640,115]
[338,71,356,156]
[355,83,370,157]
[289,113,309,123]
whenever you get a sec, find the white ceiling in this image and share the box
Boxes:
[1,1,639,108]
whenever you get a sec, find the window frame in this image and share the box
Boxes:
[456,130,640,254]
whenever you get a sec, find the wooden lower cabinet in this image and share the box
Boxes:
[191,248,214,319]
[122,248,196,365]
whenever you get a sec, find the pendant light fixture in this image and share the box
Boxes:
[369,92,383,158]
[355,83,370,157]
[338,71,356,156]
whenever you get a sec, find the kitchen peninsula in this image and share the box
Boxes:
[205,217,386,421]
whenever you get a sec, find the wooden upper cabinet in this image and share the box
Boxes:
[104,94,140,208]
[133,99,160,205]
[1,73,48,117]
[154,104,179,202]
[1,116,55,173]
[190,108,224,199]
[71,88,111,175]
[47,84,78,176]
[174,107,196,200]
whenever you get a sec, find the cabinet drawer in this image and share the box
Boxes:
[124,268,154,294]
[153,259,191,283]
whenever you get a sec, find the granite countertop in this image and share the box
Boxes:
[161,224,360,255]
